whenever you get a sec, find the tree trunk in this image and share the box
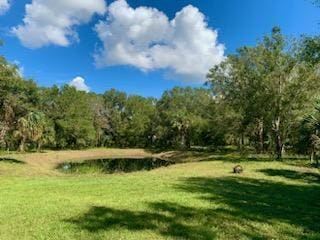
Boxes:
[274,116,283,160]
[186,135,191,149]
[239,133,245,150]
[258,120,264,154]
[275,135,283,160]
[19,138,26,152]
[310,130,319,166]
[37,142,42,152]
[180,130,186,149]
[0,127,4,145]
[274,73,283,160]
[310,148,315,164]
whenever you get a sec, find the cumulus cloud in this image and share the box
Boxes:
[69,76,90,92]
[12,0,106,48]
[94,0,225,82]
[0,0,10,15]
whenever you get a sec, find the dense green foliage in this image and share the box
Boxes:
[208,27,320,160]
[0,28,320,161]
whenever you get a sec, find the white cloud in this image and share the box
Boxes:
[12,0,106,48]
[69,76,90,92]
[0,0,10,15]
[94,0,225,82]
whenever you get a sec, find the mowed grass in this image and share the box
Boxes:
[0,149,320,240]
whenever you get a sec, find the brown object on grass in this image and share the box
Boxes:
[233,165,243,174]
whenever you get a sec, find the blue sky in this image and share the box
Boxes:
[0,0,319,97]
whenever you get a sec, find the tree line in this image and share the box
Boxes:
[0,28,320,162]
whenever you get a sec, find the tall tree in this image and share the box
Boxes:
[297,36,320,66]
[123,95,157,147]
[157,87,214,149]
[0,55,39,149]
[208,27,320,159]
[51,86,96,149]
[102,89,128,147]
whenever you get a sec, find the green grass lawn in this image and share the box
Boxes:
[0,152,319,240]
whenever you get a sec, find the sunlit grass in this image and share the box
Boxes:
[0,150,319,239]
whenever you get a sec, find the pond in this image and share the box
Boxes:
[57,157,175,174]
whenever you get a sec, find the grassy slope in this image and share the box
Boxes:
[0,149,319,240]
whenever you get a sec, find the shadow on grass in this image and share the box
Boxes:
[67,203,216,240]
[284,160,319,168]
[259,169,320,184]
[199,155,273,163]
[66,176,320,239]
[0,157,25,164]
[177,177,320,234]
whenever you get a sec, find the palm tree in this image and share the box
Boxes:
[14,117,29,152]
[28,112,47,151]
[306,100,320,166]
[14,112,47,152]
